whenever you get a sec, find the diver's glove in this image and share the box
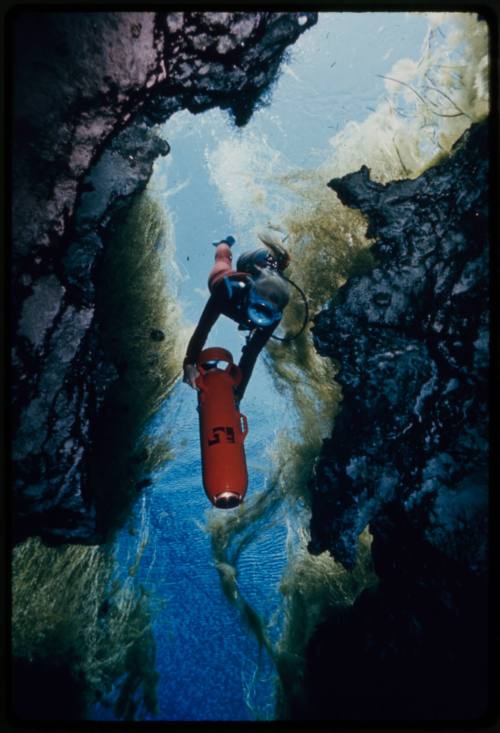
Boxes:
[212,235,235,247]
[183,363,200,390]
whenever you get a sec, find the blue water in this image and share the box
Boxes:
[92,12,431,721]
[146,385,291,720]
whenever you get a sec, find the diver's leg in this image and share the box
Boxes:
[208,242,234,292]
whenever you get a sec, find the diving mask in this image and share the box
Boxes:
[246,289,282,327]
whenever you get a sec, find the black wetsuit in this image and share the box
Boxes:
[183,270,278,401]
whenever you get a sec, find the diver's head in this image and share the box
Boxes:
[246,269,290,328]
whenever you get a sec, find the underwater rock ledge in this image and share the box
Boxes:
[11,11,317,543]
[295,120,490,721]
[310,120,489,573]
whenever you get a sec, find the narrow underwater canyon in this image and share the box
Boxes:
[11,10,317,542]
[9,9,493,724]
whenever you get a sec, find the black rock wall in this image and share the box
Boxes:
[10,10,317,542]
[295,121,491,720]
[310,121,489,573]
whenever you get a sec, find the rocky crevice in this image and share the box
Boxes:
[293,120,491,720]
[309,121,489,573]
[11,10,317,543]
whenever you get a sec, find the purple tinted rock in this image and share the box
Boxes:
[11,10,317,542]
[18,276,65,351]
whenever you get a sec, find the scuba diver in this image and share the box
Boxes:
[183,232,291,402]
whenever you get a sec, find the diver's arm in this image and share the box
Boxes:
[235,323,278,401]
[183,295,220,387]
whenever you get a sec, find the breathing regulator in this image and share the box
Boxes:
[249,231,310,342]
[270,273,310,342]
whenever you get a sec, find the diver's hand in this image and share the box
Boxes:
[183,363,200,390]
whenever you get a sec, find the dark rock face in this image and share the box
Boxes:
[310,121,489,572]
[11,10,317,542]
[297,121,491,720]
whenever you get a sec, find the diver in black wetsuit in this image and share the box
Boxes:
[183,232,291,402]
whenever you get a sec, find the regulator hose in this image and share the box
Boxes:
[271,275,310,342]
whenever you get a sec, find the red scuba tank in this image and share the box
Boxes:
[195,347,249,509]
